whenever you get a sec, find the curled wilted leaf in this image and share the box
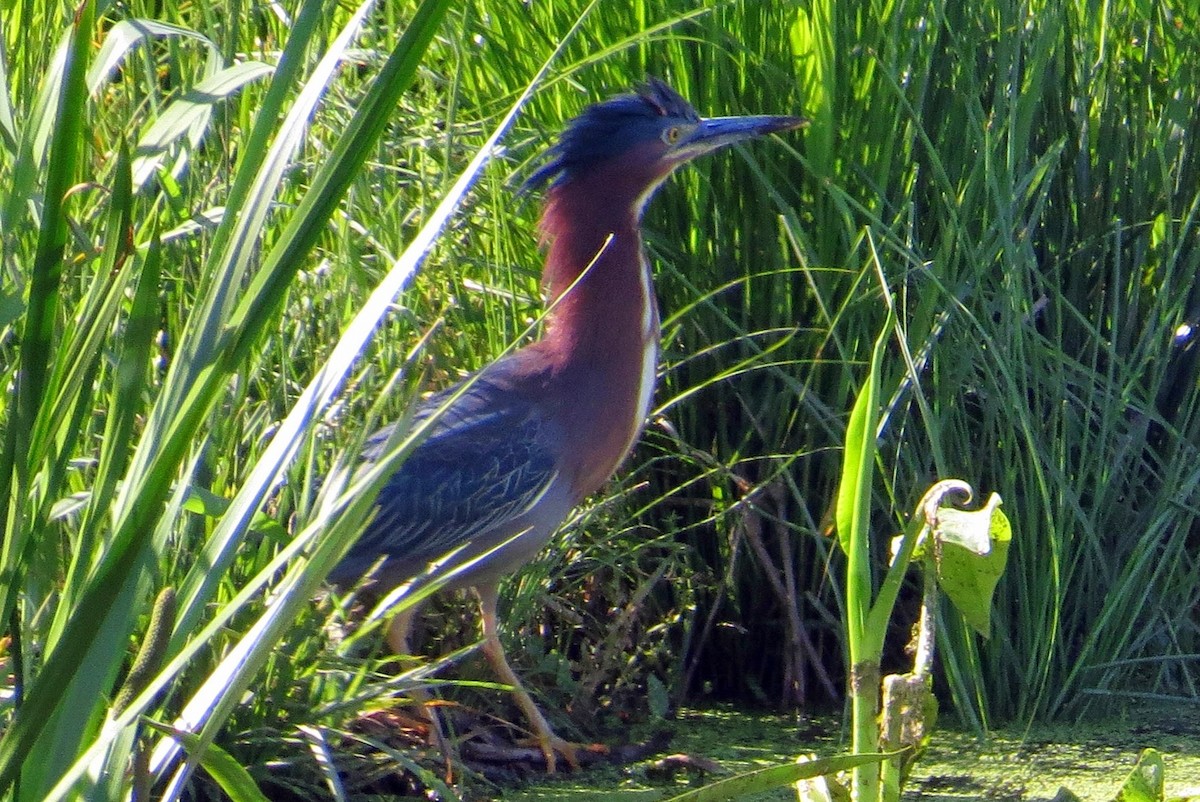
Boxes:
[930,493,1011,637]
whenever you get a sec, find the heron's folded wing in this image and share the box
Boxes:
[330,381,559,584]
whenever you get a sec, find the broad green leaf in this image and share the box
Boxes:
[835,313,892,555]
[932,494,1011,637]
[181,487,287,539]
[182,485,233,517]
[835,372,873,556]
[1113,749,1164,802]
[936,492,1004,556]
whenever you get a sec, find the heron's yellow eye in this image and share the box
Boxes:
[663,126,682,144]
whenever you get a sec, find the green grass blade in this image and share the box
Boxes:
[0,0,448,794]
[116,0,327,500]
[0,32,68,234]
[663,752,894,802]
[86,18,222,96]
[0,6,96,792]
[143,721,271,802]
[0,34,16,153]
[131,60,273,189]
[221,0,456,360]
[0,0,91,617]
[50,140,140,632]
[169,0,456,648]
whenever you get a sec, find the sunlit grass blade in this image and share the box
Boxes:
[52,141,143,632]
[2,0,455,795]
[168,0,457,647]
[0,1,97,791]
[143,721,271,802]
[131,61,274,189]
[85,18,223,95]
[0,32,68,233]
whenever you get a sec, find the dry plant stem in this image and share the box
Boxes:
[772,490,839,701]
[572,560,670,708]
[913,568,937,679]
[878,558,939,800]
[777,521,806,701]
[681,519,742,699]
[773,485,804,704]
[740,492,828,707]
[741,505,794,695]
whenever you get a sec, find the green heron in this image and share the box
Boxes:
[331,77,803,771]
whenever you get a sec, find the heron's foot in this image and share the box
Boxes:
[517,732,609,773]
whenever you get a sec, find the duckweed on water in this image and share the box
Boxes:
[498,702,1200,802]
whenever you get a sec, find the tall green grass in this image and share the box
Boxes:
[0,0,468,795]
[770,0,1200,726]
[1,0,1198,797]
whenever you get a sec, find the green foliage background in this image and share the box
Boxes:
[1,0,1198,797]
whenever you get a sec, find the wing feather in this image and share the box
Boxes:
[329,373,559,585]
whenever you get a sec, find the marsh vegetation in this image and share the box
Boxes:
[1,0,1198,799]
